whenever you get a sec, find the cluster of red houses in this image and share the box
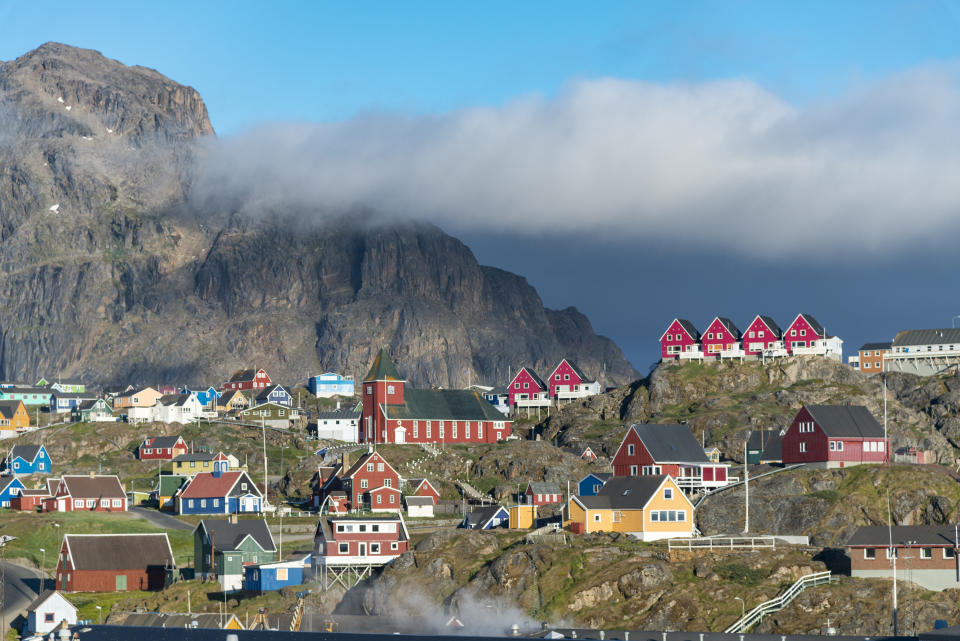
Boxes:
[507,358,602,409]
[660,314,843,362]
[10,473,127,513]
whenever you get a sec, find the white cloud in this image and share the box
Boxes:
[192,65,960,257]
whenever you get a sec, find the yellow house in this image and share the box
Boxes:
[508,504,537,529]
[217,389,249,413]
[568,475,694,541]
[171,451,231,475]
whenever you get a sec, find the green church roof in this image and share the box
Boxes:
[364,349,404,382]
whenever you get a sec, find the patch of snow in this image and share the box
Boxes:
[64,105,72,111]
[81,136,93,141]
[48,204,60,213]
[106,128,113,133]
[57,97,64,103]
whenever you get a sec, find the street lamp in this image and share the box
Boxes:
[39,547,45,581]
[734,596,745,620]
[96,605,102,624]
[0,535,17,638]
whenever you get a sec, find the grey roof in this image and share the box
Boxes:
[0,476,22,492]
[892,328,960,347]
[760,434,783,462]
[526,481,561,494]
[463,505,507,528]
[747,429,779,451]
[385,388,506,421]
[0,386,50,395]
[518,366,547,390]
[858,341,892,351]
[119,612,231,629]
[66,533,174,570]
[796,313,826,336]
[716,317,742,339]
[197,518,276,552]
[404,496,434,506]
[576,475,671,510]
[173,452,216,462]
[847,525,958,547]
[160,393,192,406]
[675,318,700,340]
[315,409,361,420]
[52,378,84,385]
[806,405,884,438]
[143,436,183,449]
[0,401,21,419]
[9,444,43,462]
[60,475,125,499]
[228,368,259,382]
[25,590,76,613]
[50,392,94,400]
[630,423,710,463]
[581,472,613,482]
[255,384,288,402]
[757,315,782,337]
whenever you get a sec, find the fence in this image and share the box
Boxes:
[668,536,777,551]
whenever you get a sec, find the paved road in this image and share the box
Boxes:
[130,506,193,531]
[0,560,49,632]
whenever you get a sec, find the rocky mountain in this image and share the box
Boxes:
[0,42,635,387]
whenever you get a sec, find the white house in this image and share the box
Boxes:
[312,408,361,442]
[404,495,435,518]
[309,372,355,398]
[24,591,77,636]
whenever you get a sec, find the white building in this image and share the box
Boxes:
[312,408,361,442]
[308,372,355,398]
[24,591,77,636]
[885,328,960,376]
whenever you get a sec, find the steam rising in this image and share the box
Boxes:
[194,65,960,258]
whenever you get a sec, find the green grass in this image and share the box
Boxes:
[69,590,154,622]
[712,561,766,586]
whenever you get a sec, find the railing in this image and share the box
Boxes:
[723,571,833,633]
[513,397,552,407]
[678,350,705,360]
[668,536,776,551]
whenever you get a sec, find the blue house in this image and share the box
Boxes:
[176,470,263,515]
[3,445,52,475]
[49,392,95,414]
[577,472,612,497]
[243,554,311,593]
[255,384,292,407]
[181,386,221,409]
[0,476,25,508]
[307,372,355,398]
[461,505,509,530]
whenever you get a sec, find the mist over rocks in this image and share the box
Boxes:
[0,42,636,386]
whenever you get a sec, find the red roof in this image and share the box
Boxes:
[180,471,245,499]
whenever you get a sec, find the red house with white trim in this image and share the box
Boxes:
[784,314,825,353]
[701,317,742,359]
[137,435,188,461]
[314,515,409,570]
[660,318,701,360]
[407,478,440,505]
[612,424,730,491]
[524,481,562,506]
[223,368,272,391]
[742,315,783,357]
[545,359,601,401]
[782,405,888,468]
[42,475,127,512]
[508,367,550,407]
[359,350,511,445]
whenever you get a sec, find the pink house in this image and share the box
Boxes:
[660,318,701,360]
[700,317,742,358]
[508,367,549,407]
[742,315,783,357]
[545,358,600,400]
[783,313,825,353]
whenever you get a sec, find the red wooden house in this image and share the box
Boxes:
[700,317,742,359]
[783,313,825,353]
[407,478,440,504]
[508,367,549,407]
[782,405,888,468]
[314,515,410,570]
[223,368,272,391]
[319,450,402,512]
[612,424,730,490]
[42,475,126,512]
[369,485,402,512]
[56,533,174,592]
[742,315,783,357]
[660,318,701,360]
[359,349,511,445]
[524,481,562,506]
[138,435,188,461]
[545,358,600,401]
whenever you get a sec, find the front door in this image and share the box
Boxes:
[115,574,127,591]
[57,499,65,512]
[394,425,406,444]
[358,543,366,557]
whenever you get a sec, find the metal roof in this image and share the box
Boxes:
[805,405,884,438]
[364,349,404,382]
[575,476,673,510]
[757,315,782,337]
[892,328,960,347]
[385,388,506,422]
[65,533,174,570]
[631,424,710,463]
[847,525,959,547]
[197,518,276,552]
[858,341,892,351]
[9,444,43,462]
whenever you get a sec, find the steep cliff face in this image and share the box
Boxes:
[0,42,636,387]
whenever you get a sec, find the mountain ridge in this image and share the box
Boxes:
[0,42,636,387]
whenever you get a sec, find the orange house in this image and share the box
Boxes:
[113,387,163,409]
[567,475,694,541]
[0,400,30,430]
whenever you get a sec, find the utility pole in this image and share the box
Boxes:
[261,419,268,509]
[0,535,17,637]
[743,440,749,534]
[883,374,889,465]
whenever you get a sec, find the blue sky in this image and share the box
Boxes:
[2,2,960,372]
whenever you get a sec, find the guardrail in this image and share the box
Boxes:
[723,570,833,633]
[668,536,776,551]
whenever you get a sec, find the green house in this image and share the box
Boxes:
[238,402,300,428]
[70,398,114,422]
[51,379,86,394]
[194,518,277,592]
[0,387,52,407]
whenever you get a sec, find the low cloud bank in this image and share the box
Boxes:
[192,65,960,257]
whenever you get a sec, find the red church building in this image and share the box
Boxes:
[359,350,511,445]
[781,405,888,468]
[612,424,730,491]
[660,318,701,360]
[742,315,783,357]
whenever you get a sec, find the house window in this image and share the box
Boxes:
[514,383,519,389]
[86,499,95,508]
[361,479,369,489]
[337,524,344,532]
[864,548,876,559]
[748,331,755,338]
[628,444,635,456]
[387,385,395,394]
[112,499,122,507]
[367,463,374,472]
[800,329,806,336]
[594,514,601,522]
[385,478,392,488]
[944,548,956,559]
[391,542,398,550]
[377,495,382,504]
[829,441,835,451]
[413,422,419,439]
[564,374,570,380]
[371,543,381,554]
[836,441,844,451]
[452,424,458,439]
[377,463,384,472]
[630,465,638,476]
[188,500,195,508]
[44,613,55,623]
[651,511,658,521]
[213,499,220,507]
[555,375,561,381]
[664,488,673,500]
[790,329,796,336]
[74,499,84,509]
[921,548,932,559]
[366,386,372,395]
[241,483,247,490]
[339,543,349,554]
[426,424,432,438]
[372,524,380,532]
[200,499,207,508]
[523,382,529,389]
[799,443,807,453]
[707,333,714,339]
[145,448,153,454]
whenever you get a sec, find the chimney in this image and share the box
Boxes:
[341,451,350,471]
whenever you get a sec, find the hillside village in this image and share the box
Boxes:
[5,330,960,639]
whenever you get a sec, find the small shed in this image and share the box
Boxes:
[24,591,78,635]
[508,504,536,529]
[243,554,311,593]
[404,495,434,518]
